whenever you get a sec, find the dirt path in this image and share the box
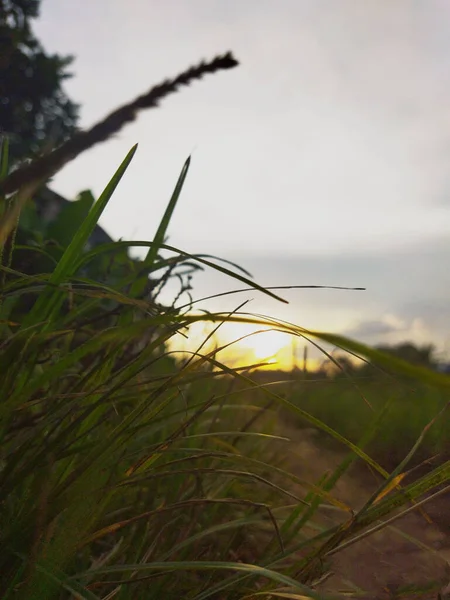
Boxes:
[274,422,450,599]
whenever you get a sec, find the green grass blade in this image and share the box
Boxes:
[0,137,9,181]
[20,144,138,330]
[71,560,328,600]
[130,156,191,299]
[76,241,286,303]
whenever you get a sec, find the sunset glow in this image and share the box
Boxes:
[169,320,319,371]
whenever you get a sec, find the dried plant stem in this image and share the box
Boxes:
[0,52,239,196]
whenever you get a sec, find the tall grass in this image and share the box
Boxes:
[1,137,449,599]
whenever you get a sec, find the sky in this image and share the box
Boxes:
[34,0,450,367]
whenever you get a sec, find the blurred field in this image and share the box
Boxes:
[249,366,450,470]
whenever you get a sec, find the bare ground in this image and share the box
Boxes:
[274,421,450,599]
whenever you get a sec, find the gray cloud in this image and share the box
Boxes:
[344,320,405,340]
[163,233,450,354]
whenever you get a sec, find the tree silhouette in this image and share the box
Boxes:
[0,0,79,165]
[374,342,437,368]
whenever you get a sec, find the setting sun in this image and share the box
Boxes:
[236,326,293,361]
[169,320,314,371]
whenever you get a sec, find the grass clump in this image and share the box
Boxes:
[0,142,324,599]
[1,133,449,600]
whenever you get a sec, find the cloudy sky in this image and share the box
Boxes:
[34,0,450,365]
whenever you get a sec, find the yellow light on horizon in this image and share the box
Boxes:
[167,320,319,371]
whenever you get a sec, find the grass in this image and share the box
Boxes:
[283,370,450,469]
[0,137,449,599]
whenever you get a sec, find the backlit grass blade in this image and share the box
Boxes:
[20,144,138,330]
[70,560,328,600]
[324,483,450,559]
[76,241,253,278]
[311,332,450,389]
[129,156,191,299]
[280,398,395,546]
[0,137,9,182]
[76,240,286,303]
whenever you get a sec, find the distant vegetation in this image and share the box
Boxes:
[1,0,79,165]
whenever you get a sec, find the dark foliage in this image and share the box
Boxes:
[0,0,79,165]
